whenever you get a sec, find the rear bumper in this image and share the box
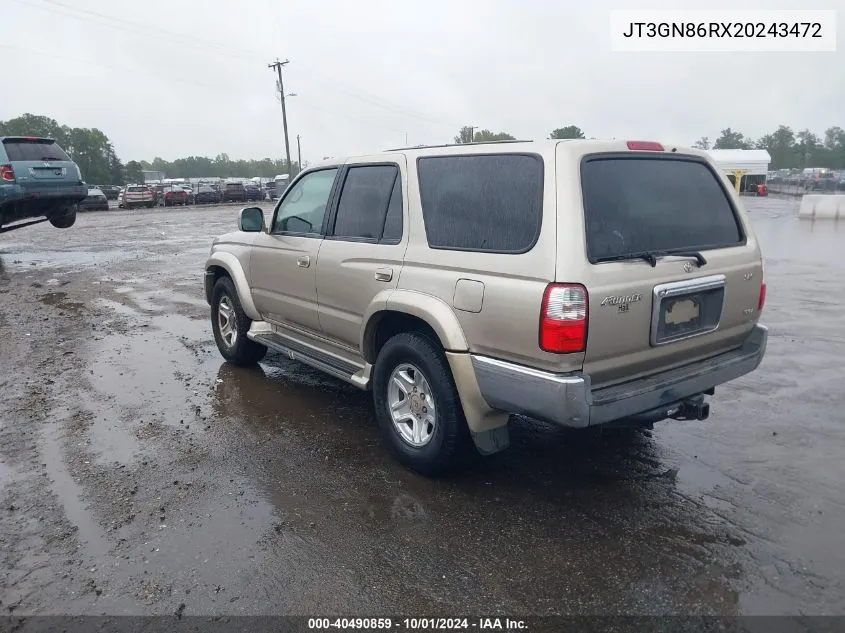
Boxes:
[471,325,768,428]
[1,182,87,204]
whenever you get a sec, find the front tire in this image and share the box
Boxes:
[372,332,472,477]
[210,276,267,366]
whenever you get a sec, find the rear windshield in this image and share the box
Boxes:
[3,139,71,162]
[580,157,744,262]
[127,186,146,192]
[226,183,243,189]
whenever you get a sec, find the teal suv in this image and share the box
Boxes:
[0,136,86,232]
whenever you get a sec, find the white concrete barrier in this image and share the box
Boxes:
[799,194,845,220]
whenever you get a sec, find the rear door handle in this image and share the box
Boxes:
[297,256,311,268]
[374,268,393,282]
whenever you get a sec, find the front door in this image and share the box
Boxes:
[315,157,408,350]
[249,167,339,334]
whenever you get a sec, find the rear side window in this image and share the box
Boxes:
[580,157,744,262]
[3,139,71,162]
[332,165,401,241]
[417,154,543,253]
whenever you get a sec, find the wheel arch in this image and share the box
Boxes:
[361,290,469,365]
[204,252,261,321]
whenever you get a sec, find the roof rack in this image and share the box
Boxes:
[384,139,533,152]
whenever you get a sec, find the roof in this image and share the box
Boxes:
[707,149,771,164]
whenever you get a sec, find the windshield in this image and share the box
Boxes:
[581,156,744,262]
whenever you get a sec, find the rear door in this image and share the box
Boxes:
[2,137,81,193]
[558,148,764,388]
[315,157,407,349]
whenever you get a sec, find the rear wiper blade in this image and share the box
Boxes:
[596,250,707,268]
[663,250,707,267]
[595,251,662,267]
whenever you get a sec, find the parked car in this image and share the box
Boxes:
[194,186,222,204]
[0,136,87,232]
[96,184,121,200]
[181,186,195,204]
[264,182,276,200]
[204,140,768,476]
[244,184,263,201]
[81,186,109,211]
[807,171,837,191]
[221,181,246,202]
[272,174,290,199]
[162,185,189,207]
[123,184,156,209]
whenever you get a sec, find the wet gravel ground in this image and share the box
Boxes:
[0,198,843,617]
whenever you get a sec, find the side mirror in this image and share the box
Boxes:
[239,207,265,232]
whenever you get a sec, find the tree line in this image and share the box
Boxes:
[457,124,845,170]
[4,113,844,183]
[0,113,297,185]
[692,126,845,170]
[138,155,299,181]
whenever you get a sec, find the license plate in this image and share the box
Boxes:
[651,275,726,346]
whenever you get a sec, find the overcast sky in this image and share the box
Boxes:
[3,0,843,165]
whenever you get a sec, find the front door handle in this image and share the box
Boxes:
[374,268,393,282]
[297,256,311,268]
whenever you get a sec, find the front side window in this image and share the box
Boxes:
[272,168,338,235]
[332,165,401,241]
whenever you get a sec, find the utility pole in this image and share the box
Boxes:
[468,126,476,143]
[296,134,302,174]
[268,58,292,176]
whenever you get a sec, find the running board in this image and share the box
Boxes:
[249,329,371,390]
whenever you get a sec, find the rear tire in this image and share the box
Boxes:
[210,276,267,366]
[49,208,77,229]
[372,332,472,477]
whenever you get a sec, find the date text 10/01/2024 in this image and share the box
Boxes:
[307,618,528,630]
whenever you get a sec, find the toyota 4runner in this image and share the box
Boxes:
[204,139,768,476]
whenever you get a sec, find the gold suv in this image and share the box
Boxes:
[204,139,768,476]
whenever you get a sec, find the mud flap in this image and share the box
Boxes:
[471,425,510,455]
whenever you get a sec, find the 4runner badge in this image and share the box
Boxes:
[600,293,642,307]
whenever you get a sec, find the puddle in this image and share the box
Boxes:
[40,422,112,560]
[94,297,145,320]
[78,390,143,466]
[90,328,222,425]
[4,248,154,271]
[0,459,15,488]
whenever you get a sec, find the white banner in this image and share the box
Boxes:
[611,10,837,52]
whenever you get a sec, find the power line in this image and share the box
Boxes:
[16,0,457,129]
[12,0,258,62]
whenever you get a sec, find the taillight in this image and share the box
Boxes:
[626,140,664,151]
[1,164,15,181]
[758,258,766,311]
[540,283,589,353]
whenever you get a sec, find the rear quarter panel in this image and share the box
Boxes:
[397,147,582,372]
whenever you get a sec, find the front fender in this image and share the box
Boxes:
[205,251,261,321]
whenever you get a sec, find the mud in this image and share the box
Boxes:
[0,200,843,616]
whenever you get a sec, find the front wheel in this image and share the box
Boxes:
[372,332,472,477]
[210,276,267,366]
